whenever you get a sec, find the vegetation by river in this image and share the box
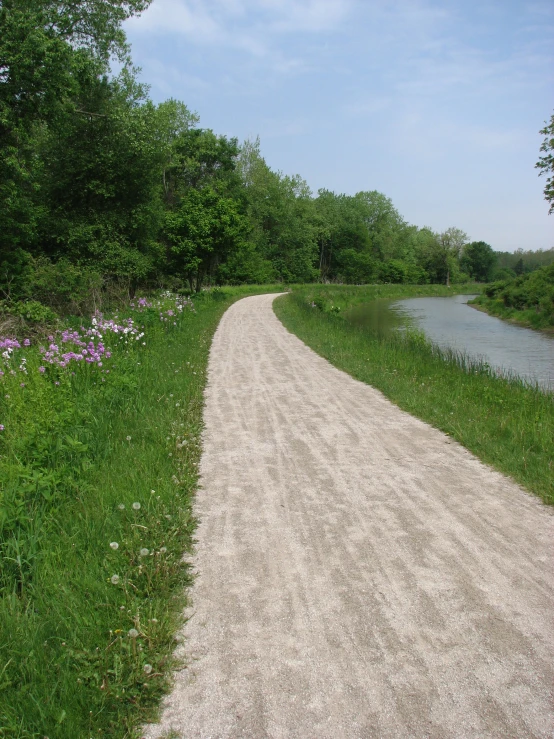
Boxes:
[274,285,553,507]
[0,285,280,738]
[470,263,554,331]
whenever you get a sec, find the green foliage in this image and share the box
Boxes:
[536,112,554,214]
[0,298,57,324]
[494,247,554,277]
[461,241,497,282]
[474,264,554,329]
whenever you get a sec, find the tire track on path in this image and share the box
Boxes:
[145,293,554,739]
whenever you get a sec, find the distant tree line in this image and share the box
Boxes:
[1,1,552,313]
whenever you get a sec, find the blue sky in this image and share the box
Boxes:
[124,0,554,252]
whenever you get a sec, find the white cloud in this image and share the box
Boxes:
[127,0,352,57]
[128,0,351,37]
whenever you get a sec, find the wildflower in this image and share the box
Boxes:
[126,435,132,441]
[132,502,141,510]
[140,548,149,557]
[143,664,153,675]
[150,489,155,494]
[118,504,125,510]
[111,574,120,585]
[109,542,119,550]
[38,366,46,373]
[128,629,139,639]
[20,383,25,388]
[0,425,4,431]
[23,339,31,346]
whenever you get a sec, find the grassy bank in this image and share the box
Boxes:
[274,285,553,505]
[470,264,554,331]
[0,285,282,738]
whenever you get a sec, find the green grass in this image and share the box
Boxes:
[0,284,283,739]
[274,285,553,505]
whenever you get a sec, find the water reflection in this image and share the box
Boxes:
[347,294,554,390]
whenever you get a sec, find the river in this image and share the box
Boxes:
[346,294,554,391]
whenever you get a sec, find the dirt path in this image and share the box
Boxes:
[145,294,554,739]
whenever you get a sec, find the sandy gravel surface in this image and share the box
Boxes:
[144,293,554,739]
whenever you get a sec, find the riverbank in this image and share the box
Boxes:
[469,264,554,332]
[0,285,282,738]
[273,286,553,504]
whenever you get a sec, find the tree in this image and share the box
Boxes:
[418,227,467,285]
[536,113,554,214]
[461,241,497,282]
[237,140,319,283]
[0,0,152,293]
[164,186,247,291]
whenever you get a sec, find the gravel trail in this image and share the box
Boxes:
[144,293,554,739]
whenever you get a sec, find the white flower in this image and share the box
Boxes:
[109,542,119,550]
[111,574,120,584]
[132,502,141,510]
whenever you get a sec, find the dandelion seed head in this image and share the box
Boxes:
[109,541,119,550]
[140,548,149,557]
[159,547,167,554]
[128,628,139,639]
[111,574,120,584]
[126,435,132,441]
[118,504,125,510]
[143,664,153,674]
[132,502,141,510]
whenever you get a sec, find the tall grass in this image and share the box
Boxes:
[274,286,553,505]
[0,285,283,739]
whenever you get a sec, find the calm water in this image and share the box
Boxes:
[347,294,554,390]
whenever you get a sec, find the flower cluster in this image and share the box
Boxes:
[0,338,30,377]
[129,297,152,311]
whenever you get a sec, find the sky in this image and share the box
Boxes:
[124,0,554,252]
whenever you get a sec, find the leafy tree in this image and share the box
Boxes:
[0,0,152,293]
[461,241,497,282]
[161,128,250,288]
[237,139,318,283]
[536,112,554,214]
[164,186,247,291]
[421,227,467,285]
[37,66,162,280]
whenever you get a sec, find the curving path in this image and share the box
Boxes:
[145,294,554,739]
